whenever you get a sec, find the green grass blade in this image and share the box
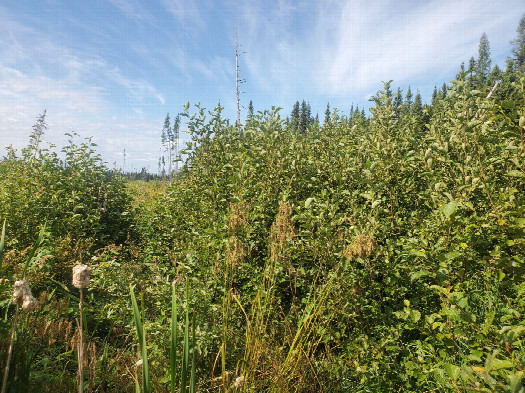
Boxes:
[21,222,46,279]
[190,313,196,393]
[181,280,190,393]
[130,285,150,393]
[170,282,178,393]
[0,218,6,275]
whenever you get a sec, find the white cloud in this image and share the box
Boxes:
[239,0,523,104]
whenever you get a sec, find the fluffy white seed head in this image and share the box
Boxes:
[13,280,38,311]
[234,376,245,389]
[72,264,92,288]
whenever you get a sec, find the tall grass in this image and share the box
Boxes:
[130,285,151,393]
[130,280,195,393]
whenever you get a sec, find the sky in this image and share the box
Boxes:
[0,0,523,172]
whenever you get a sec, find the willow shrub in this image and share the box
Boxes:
[0,130,133,250]
[144,76,524,391]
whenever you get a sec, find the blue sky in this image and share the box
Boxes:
[0,0,523,172]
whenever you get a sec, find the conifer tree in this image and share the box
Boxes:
[412,92,423,118]
[475,33,492,88]
[404,86,413,112]
[441,83,447,99]
[487,64,502,88]
[431,86,438,105]
[247,100,254,123]
[393,88,403,118]
[299,100,310,134]
[324,102,331,126]
[511,12,525,72]
[290,101,300,131]
[468,56,476,89]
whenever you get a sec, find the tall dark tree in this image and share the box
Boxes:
[247,100,254,124]
[440,83,447,99]
[475,33,492,88]
[393,88,403,118]
[511,12,525,72]
[290,101,300,131]
[487,64,503,88]
[468,56,476,90]
[299,100,311,133]
[497,58,519,100]
[404,86,413,112]
[412,92,423,118]
[324,102,331,126]
[431,86,438,105]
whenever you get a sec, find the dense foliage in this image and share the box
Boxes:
[1,25,525,392]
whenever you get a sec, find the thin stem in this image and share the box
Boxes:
[1,306,19,393]
[78,288,84,393]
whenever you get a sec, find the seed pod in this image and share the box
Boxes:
[72,264,92,288]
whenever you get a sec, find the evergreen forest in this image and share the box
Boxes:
[0,16,525,393]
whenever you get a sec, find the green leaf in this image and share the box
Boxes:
[305,197,314,208]
[514,218,525,228]
[490,358,515,371]
[22,222,46,279]
[411,309,421,323]
[410,270,431,282]
[442,201,458,219]
[509,372,524,393]
[508,170,525,178]
[444,364,460,380]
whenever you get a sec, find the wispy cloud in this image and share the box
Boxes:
[108,0,155,24]
[240,0,523,104]
[314,0,520,95]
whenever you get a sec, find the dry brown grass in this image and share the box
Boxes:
[269,201,296,263]
[343,234,377,261]
[225,202,250,268]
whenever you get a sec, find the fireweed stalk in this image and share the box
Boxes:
[73,264,92,393]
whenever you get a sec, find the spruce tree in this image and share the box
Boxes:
[441,83,447,99]
[247,100,254,124]
[468,56,476,90]
[412,92,423,118]
[290,101,300,131]
[511,12,525,72]
[393,88,403,118]
[487,64,502,88]
[324,103,331,126]
[299,100,310,133]
[475,33,492,88]
[404,86,413,112]
[431,86,438,105]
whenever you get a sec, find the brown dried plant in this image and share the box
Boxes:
[343,235,378,268]
[269,201,296,263]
